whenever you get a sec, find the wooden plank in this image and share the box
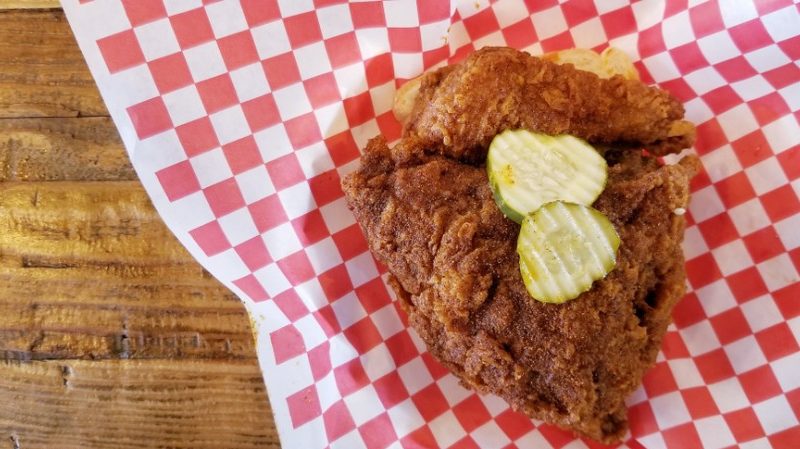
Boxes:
[0,181,258,360]
[0,117,134,181]
[0,181,193,266]
[0,6,280,448]
[0,265,258,360]
[0,359,280,449]
[0,10,107,118]
[0,1,60,9]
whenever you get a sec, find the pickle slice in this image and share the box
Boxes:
[517,201,620,304]
[487,130,607,223]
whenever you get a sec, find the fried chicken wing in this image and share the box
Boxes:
[342,47,698,443]
[405,47,694,161]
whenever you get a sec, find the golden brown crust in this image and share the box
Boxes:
[396,47,640,125]
[405,47,694,161]
[344,138,698,442]
[342,47,699,443]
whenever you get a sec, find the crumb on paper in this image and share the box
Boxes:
[248,314,266,349]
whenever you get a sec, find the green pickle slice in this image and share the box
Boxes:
[487,129,608,223]
[517,201,620,304]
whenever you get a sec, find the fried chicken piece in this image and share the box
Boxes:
[343,47,699,442]
[343,137,699,442]
[405,47,694,162]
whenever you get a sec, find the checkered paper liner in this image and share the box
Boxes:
[60,0,800,447]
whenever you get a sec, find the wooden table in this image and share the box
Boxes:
[0,4,280,448]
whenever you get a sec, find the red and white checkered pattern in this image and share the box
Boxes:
[62,0,800,447]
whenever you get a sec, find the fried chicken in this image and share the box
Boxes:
[342,47,698,443]
[405,47,694,162]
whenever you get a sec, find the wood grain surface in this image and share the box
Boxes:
[0,360,272,449]
[0,10,106,118]
[0,6,280,449]
[0,118,135,181]
[0,0,59,9]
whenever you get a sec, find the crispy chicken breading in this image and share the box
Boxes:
[405,47,694,162]
[342,47,698,443]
